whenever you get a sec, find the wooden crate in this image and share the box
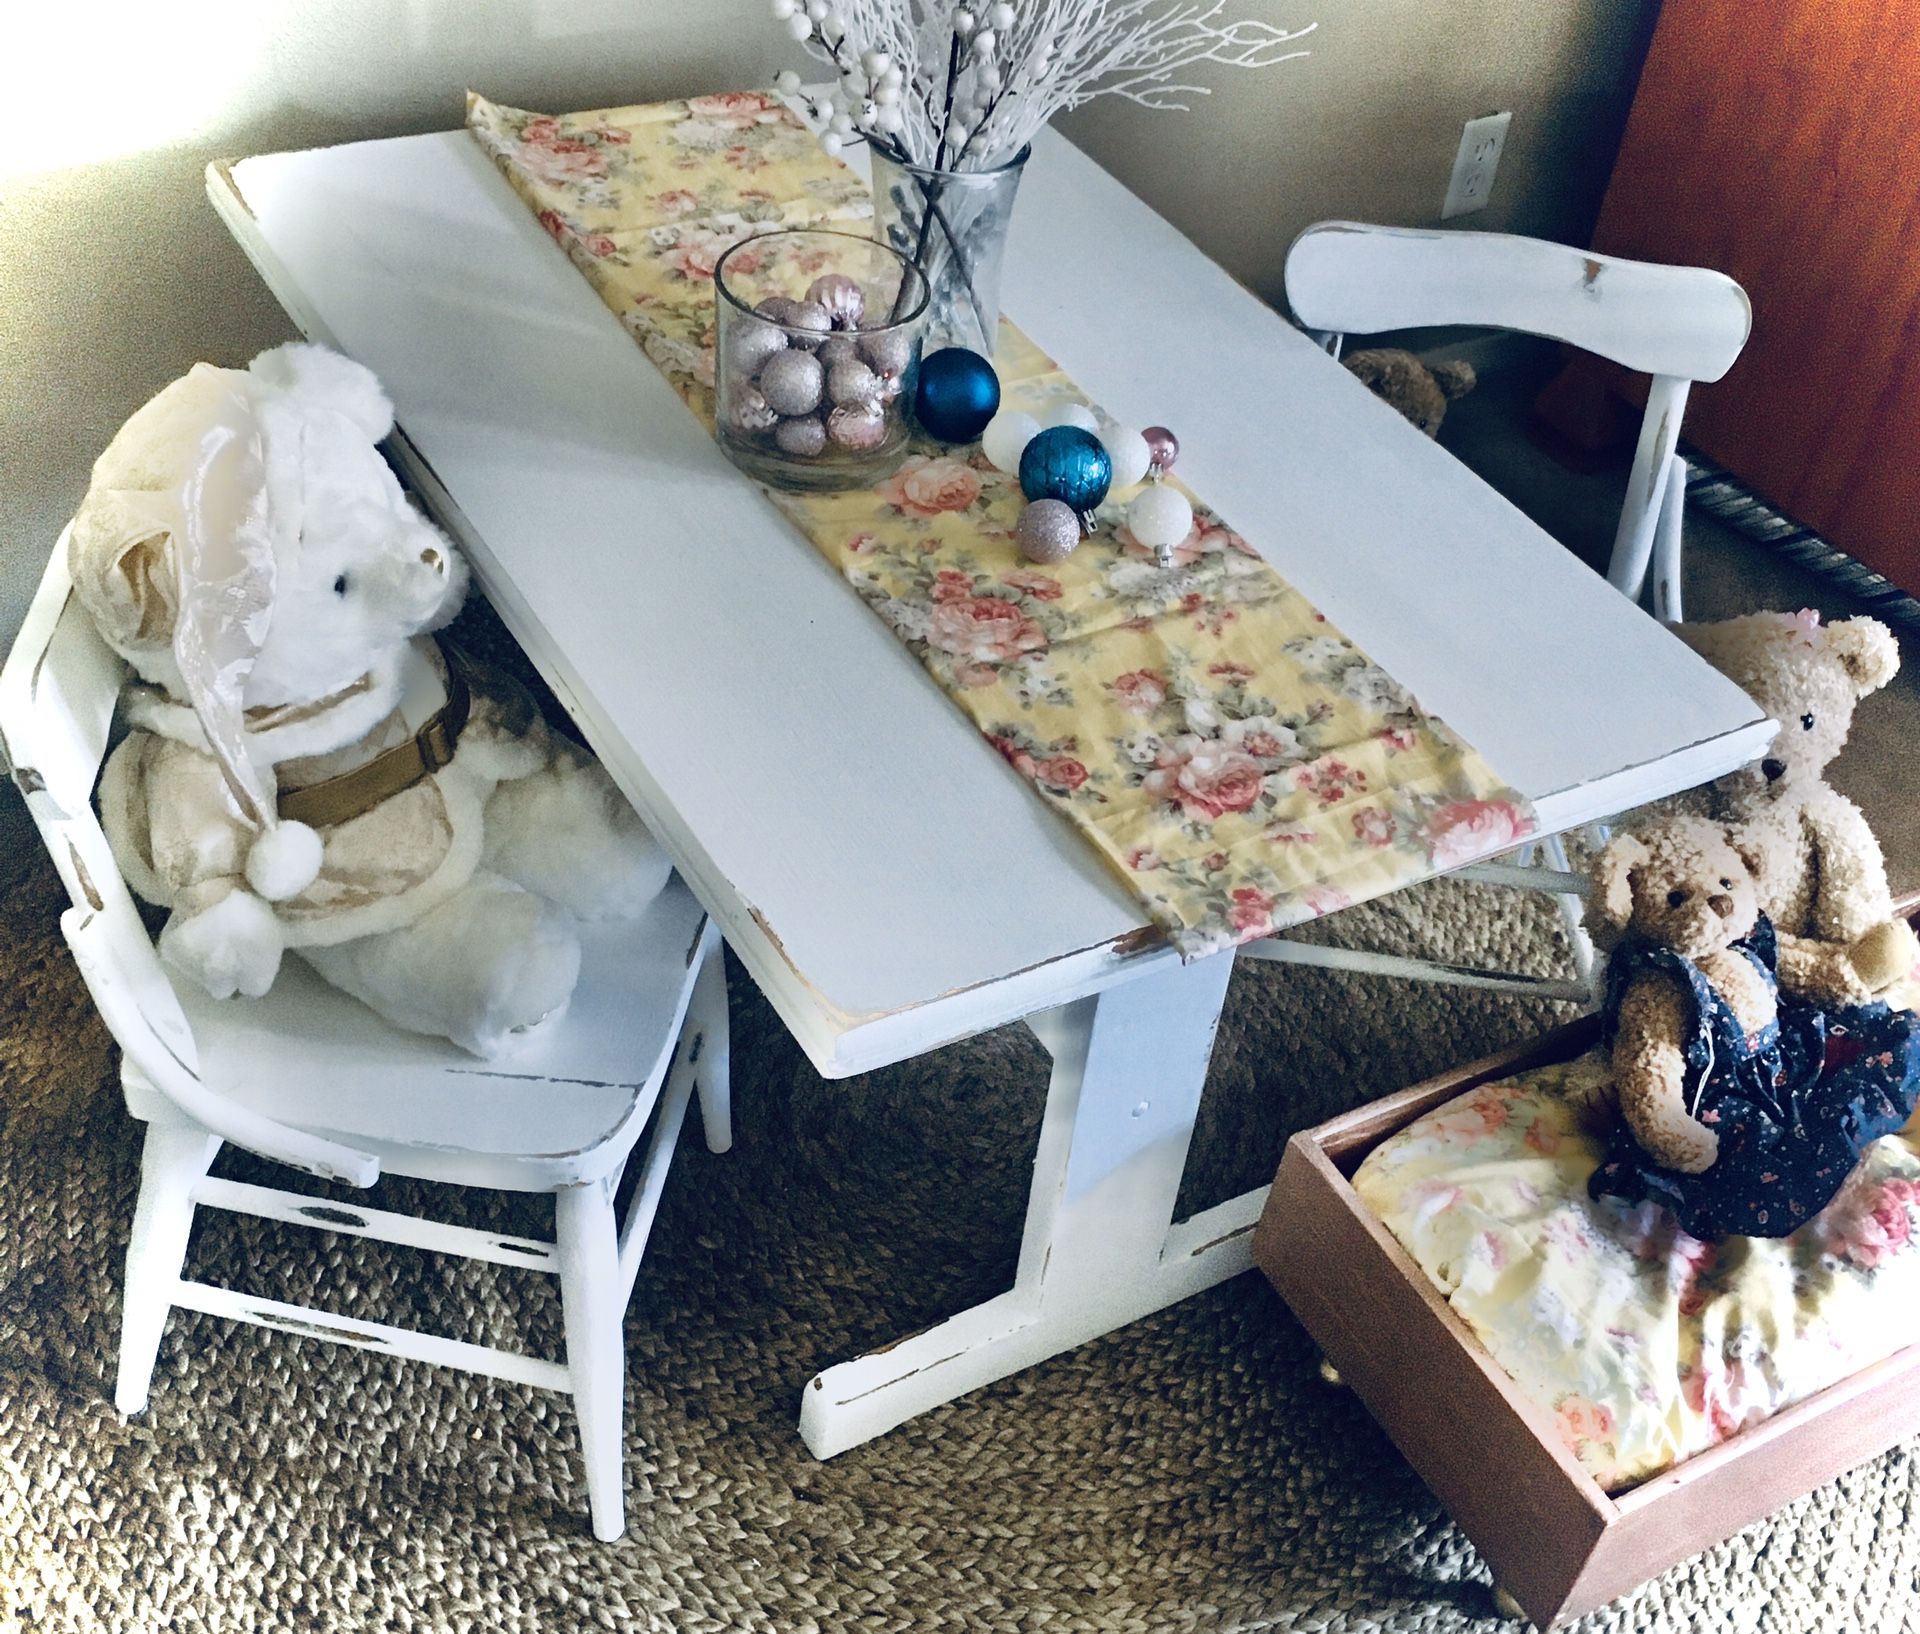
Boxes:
[1252,1016,1920,1628]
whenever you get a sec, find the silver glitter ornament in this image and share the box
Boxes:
[819,334,860,367]
[827,403,888,450]
[860,328,913,380]
[725,318,787,376]
[785,299,833,350]
[724,382,778,434]
[806,273,867,329]
[827,359,882,407]
[774,415,828,457]
[1016,499,1082,564]
[758,349,825,416]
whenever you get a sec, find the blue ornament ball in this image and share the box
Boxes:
[913,347,1001,443]
[1018,426,1112,514]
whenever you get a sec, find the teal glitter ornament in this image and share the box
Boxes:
[1019,425,1112,520]
[913,347,1001,443]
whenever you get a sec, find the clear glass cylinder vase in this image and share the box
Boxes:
[869,145,1029,359]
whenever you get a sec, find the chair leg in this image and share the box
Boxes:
[1651,450,1688,623]
[689,932,732,1155]
[556,1178,627,1541]
[117,1120,220,1414]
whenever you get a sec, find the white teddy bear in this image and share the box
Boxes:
[71,343,672,1056]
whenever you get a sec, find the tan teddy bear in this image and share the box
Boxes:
[1674,610,1916,1008]
[1587,816,1769,1174]
[1585,812,1920,1241]
[1341,348,1476,438]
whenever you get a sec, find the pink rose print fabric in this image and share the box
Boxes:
[469,90,1538,957]
[1355,1046,1920,1490]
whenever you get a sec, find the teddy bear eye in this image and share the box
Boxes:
[1719,877,1733,889]
[1667,888,1690,908]
[333,574,349,598]
[1800,713,1815,730]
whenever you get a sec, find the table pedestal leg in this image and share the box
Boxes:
[799,951,1254,1459]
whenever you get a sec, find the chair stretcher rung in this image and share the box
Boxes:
[1241,935,1595,1003]
[192,1176,559,1272]
[169,1279,570,1393]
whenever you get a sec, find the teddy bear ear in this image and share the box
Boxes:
[1429,359,1477,401]
[1824,616,1900,698]
[1591,833,1650,931]
[246,343,394,442]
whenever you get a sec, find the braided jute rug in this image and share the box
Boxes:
[4,852,1919,1634]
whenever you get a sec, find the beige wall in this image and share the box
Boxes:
[0,0,1657,653]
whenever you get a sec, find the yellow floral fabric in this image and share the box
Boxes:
[1354,1018,1920,1492]
[468,91,1537,956]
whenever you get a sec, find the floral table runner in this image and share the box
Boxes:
[468,90,1536,957]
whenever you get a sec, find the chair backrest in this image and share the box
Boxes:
[0,535,378,1185]
[1284,222,1751,382]
[1285,222,1752,610]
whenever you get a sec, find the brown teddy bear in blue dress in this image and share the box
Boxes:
[1585,815,1920,1240]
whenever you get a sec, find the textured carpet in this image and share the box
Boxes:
[6,846,1920,1634]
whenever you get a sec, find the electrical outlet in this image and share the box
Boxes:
[1442,111,1511,219]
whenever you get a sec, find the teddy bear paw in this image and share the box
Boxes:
[160,891,285,1000]
[1852,919,1920,995]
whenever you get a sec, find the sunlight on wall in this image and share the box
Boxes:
[4,2,279,178]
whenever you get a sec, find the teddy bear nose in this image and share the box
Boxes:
[1709,892,1735,917]
[1762,757,1786,782]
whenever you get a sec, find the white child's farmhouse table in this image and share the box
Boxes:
[208,115,1771,1459]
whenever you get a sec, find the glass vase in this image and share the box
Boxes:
[714,228,929,492]
[869,145,1029,359]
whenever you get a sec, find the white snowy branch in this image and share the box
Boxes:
[766,0,1314,172]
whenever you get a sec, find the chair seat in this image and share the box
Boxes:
[1352,1017,1920,1493]
[123,877,710,1190]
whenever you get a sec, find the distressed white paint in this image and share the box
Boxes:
[1284,221,1750,610]
[207,132,1771,1080]
[182,124,1784,1452]
[801,950,1241,1457]
[0,548,734,1538]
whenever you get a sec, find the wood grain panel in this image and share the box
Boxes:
[1588,0,1920,593]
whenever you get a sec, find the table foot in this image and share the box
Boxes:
[800,952,1249,1458]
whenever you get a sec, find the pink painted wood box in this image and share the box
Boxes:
[1252,1014,1920,1628]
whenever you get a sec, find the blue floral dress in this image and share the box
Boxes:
[1589,917,1920,1240]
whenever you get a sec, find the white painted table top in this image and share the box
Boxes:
[209,122,1771,1078]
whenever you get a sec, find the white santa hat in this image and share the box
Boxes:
[68,344,397,902]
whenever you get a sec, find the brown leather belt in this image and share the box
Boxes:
[276,639,473,829]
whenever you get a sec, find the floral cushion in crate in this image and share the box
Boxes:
[1353,1010,1920,1492]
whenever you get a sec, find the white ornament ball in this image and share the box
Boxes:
[771,0,796,16]
[246,820,324,902]
[820,132,844,155]
[785,11,812,39]
[1099,425,1153,490]
[806,0,827,18]
[955,8,976,32]
[775,69,801,94]
[1039,399,1100,434]
[862,48,891,77]
[981,408,1041,473]
[988,2,1015,29]
[1127,485,1195,553]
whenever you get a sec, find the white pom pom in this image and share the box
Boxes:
[245,820,324,902]
[862,48,891,76]
[1099,425,1153,490]
[989,1,1015,28]
[982,408,1040,473]
[786,11,812,38]
[775,68,801,93]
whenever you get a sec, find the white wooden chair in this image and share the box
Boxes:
[1250,222,1753,1005]
[0,533,731,1542]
